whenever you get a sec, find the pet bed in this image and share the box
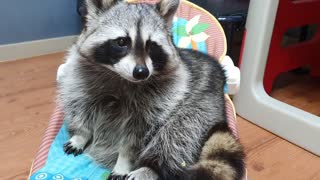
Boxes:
[29,0,247,179]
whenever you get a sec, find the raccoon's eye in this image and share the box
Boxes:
[115,37,130,47]
[117,38,125,46]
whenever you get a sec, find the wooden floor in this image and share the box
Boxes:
[0,53,319,180]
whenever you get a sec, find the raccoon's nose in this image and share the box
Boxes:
[133,65,149,80]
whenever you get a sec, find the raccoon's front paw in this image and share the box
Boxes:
[63,135,87,156]
[127,167,158,180]
[106,173,127,180]
[63,141,83,156]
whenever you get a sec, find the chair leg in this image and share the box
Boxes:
[264,68,282,94]
[310,64,320,76]
[310,66,320,77]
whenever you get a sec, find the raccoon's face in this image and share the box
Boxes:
[77,0,180,82]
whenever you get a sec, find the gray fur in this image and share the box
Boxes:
[58,0,243,180]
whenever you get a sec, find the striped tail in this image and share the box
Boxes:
[187,131,245,180]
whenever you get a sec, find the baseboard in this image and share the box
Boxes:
[0,35,78,62]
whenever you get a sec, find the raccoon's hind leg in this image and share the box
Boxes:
[134,116,205,180]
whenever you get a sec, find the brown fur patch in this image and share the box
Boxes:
[200,131,242,160]
[195,160,236,180]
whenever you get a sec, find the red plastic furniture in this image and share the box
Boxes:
[263,0,320,94]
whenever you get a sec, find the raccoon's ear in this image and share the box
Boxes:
[85,0,124,21]
[156,0,180,25]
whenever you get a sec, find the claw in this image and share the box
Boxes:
[73,148,83,156]
[63,141,84,156]
[63,142,72,154]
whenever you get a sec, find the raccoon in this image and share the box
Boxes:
[58,0,245,180]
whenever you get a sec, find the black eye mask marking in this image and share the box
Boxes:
[146,40,168,71]
[93,37,131,65]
